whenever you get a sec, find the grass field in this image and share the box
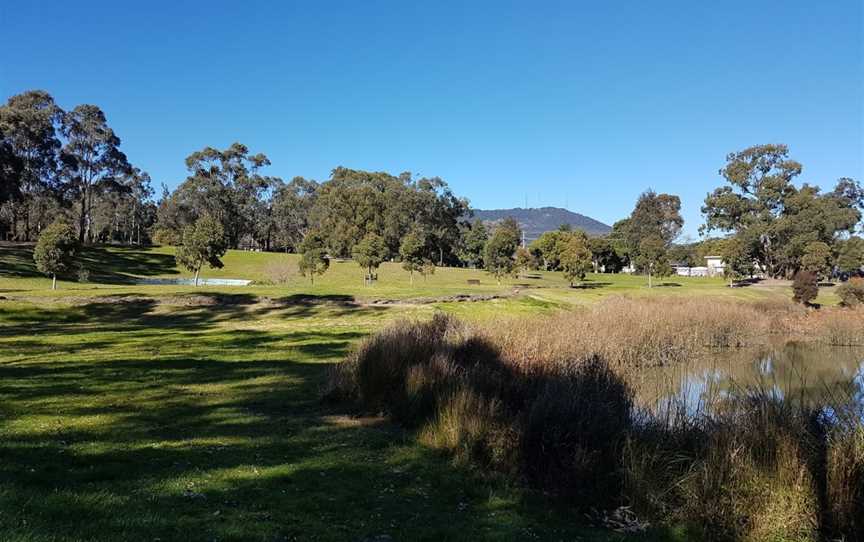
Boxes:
[0,244,831,541]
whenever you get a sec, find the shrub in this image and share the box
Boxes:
[327,301,864,538]
[152,227,180,246]
[837,277,864,307]
[624,393,822,542]
[33,221,79,290]
[263,258,297,284]
[826,424,864,540]
[793,271,819,305]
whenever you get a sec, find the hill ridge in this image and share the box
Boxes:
[471,206,612,240]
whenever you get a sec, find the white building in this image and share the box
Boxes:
[672,256,726,278]
[704,255,726,277]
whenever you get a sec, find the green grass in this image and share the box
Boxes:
[0,244,823,540]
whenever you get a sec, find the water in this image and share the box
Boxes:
[133,278,251,286]
[632,342,864,417]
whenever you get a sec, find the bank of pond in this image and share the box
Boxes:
[326,298,864,541]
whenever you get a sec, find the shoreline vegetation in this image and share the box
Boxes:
[327,298,864,541]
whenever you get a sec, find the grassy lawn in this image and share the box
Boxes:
[0,244,825,540]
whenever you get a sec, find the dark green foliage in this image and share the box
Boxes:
[483,218,521,283]
[589,236,625,272]
[399,230,428,284]
[801,241,833,279]
[634,235,672,287]
[559,235,592,286]
[792,270,818,304]
[457,218,488,268]
[702,144,861,277]
[837,236,864,275]
[352,233,387,282]
[33,220,79,289]
[297,230,329,284]
[61,104,132,243]
[174,215,228,286]
[719,236,754,284]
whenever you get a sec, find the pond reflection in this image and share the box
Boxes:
[632,342,864,418]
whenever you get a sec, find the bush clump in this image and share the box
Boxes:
[837,277,864,307]
[793,270,819,305]
[328,304,864,540]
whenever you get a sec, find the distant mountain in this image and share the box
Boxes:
[471,207,612,241]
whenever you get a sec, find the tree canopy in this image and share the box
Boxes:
[702,144,861,277]
[33,220,79,289]
[174,215,228,286]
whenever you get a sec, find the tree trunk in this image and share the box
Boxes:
[439,246,443,266]
[648,272,652,288]
[194,268,200,287]
[79,195,87,244]
[52,274,57,290]
[409,271,414,285]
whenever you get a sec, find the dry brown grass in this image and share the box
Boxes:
[326,297,864,540]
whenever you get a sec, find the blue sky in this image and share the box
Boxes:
[2,1,862,237]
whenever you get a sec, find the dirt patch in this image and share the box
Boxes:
[366,293,508,305]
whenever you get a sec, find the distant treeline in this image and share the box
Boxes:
[2,90,862,278]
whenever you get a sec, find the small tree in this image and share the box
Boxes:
[559,237,593,287]
[484,221,520,285]
[298,231,329,285]
[399,231,427,285]
[800,241,833,281]
[634,235,671,288]
[352,233,387,284]
[174,215,228,286]
[720,237,754,287]
[33,221,79,290]
[792,270,818,305]
[514,246,535,278]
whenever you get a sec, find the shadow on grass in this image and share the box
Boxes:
[0,293,391,338]
[571,282,613,289]
[0,244,179,283]
[0,344,669,541]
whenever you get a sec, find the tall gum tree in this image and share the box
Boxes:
[61,104,130,243]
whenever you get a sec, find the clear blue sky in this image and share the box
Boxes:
[2,1,862,237]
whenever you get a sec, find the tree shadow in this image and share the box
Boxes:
[0,243,41,278]
[79,246,179,283]
[0,336,653,541]
[571,282,612,289]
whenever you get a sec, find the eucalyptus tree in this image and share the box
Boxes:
[0,90,63,240]
[702,144,861,276]
[34,221,79,289]
[175,215,228,286]
[484,218,521,284]
[298,230,329,285]
[456,218,488,268]
[60,104,130,243]
[160,143,275,248]
[271,176,319,251]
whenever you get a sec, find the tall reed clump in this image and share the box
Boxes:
[485,296,770,369]
[825,413,864,540]
[803,306,864,346]
[326,301,864,539]
[327,313,635,508]
[623,393,824,541]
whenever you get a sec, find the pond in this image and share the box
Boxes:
[133,278,252,286]
[632,342,864,416]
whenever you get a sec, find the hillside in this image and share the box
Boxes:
[472,207,612,240]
